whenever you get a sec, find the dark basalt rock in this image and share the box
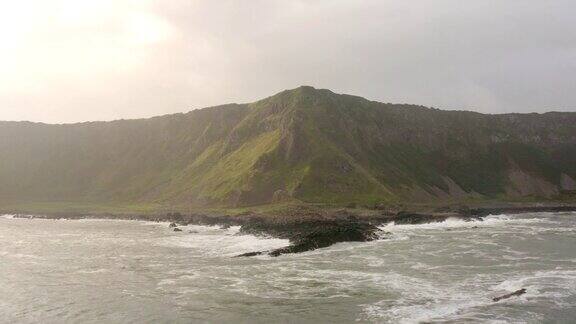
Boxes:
[390,211,482,225]
[237,219,386,257]
[173,227,183,232]
[493,288,527,302]
[235,251,264,257]
[269,223,384,257]
[391,212,445,225]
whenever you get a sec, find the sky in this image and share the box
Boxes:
[0,0,575,123]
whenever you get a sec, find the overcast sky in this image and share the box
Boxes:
[1,0,575,123]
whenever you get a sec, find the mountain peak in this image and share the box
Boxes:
[294,85,318,91]
[256,86,345,110]
[271,85,336,100]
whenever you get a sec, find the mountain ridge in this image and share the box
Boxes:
[1,86,576,210]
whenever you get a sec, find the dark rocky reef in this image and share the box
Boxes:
[233,209,487,257]
[237,218,387,257]
[390,211,482,225]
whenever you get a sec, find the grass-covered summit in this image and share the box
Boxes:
[1,86,576,210]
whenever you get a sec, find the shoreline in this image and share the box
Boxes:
[5,204,576,256]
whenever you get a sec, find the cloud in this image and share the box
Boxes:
[0,0,575,123]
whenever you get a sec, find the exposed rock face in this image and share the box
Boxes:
[506,167,558,197]
[271,190,291,203]
[390,211,481,224]
[237,219,386,257]
[561,173,576,191]
[442,177,483,199]
[391,212,447,225]
[269,222,384,257]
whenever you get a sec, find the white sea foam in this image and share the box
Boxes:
[357,212,574,322]
[157,279,177,286]
[360,266,576,323]
[379,214,552,233]
[380,217,478,232]
[0,251,42,259]
[1,210,574,322]
[157,224,289,257]
[358,271,485,322]
[361,275,506,323]
[76,269,109,274]
[491,269,576,303]
[72,218,140,223]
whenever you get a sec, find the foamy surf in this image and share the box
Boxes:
[1,211,575,322]
[380,214,553,233]
[361,268,576,323]
[157,224,289,257]
[491,269,576,303]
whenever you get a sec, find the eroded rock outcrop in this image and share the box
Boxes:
[237,219,387,257]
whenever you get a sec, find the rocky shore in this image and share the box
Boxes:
[7,203,576,256]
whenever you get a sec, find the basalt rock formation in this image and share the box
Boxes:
[237,218,386,257]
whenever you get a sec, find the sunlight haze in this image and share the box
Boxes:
[1,0,575,123]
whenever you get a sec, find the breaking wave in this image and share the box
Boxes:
[379,214,552,233]
[156,224,289,257]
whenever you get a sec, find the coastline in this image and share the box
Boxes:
[4,202,576,256]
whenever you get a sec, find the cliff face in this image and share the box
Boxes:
[1,86,575,208]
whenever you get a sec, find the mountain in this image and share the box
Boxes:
[1,86,576,210]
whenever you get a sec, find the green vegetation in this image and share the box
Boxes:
[0,201,163,215]
[1,86,576,213]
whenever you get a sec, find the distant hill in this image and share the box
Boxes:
[1,86,575,210]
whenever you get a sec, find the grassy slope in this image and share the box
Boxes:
[1,86,576,214]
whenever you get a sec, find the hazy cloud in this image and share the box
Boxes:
[1,0,575,123]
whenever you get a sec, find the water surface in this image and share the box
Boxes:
[1,213,575,323]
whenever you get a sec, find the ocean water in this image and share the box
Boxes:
[0,212,575,323]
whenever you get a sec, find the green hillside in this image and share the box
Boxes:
[1,86,576,211]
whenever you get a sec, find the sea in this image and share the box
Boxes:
[1,212,575,323]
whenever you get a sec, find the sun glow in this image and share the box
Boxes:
[124,12,174,45]
[0,0,175,94]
